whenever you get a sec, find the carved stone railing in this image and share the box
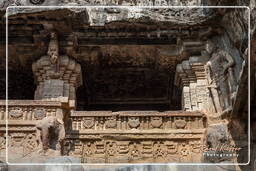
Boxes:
[0,100,66,155]
[65,110,206,163]
[0,100,64,121]
[68,110,206,132]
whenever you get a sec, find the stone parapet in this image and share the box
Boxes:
[69,110,206,131]
[64,110,206,163]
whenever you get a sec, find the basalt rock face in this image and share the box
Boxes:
[0,1,254,171]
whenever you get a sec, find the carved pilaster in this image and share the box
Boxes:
[32,32,82,106]
[175,55,209,112]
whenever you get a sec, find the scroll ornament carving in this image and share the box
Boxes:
[34,108,46,120]
[174,117,187,129]
[9,107,23,119]
[83,117,95,129]
[118,141,130,154]
[153,142,167,158]
[106,142,117,156]
[190,140,201,153]
[23,134,39,154]
[105,116,117,128]
[180,143,190,158]
[129,143,140,159]
[151,116,163,128]
[166,141,178,154]
[128,117,140,128]
[83,142,95,157]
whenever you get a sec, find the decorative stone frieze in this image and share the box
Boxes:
[69,111,206,131]
[64,138,204,163]
[64,110,206,163]
[0,100,64,121]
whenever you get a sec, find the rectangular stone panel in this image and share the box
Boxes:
[42,79,64,99]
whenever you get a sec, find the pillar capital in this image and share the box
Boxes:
[32,32,82,105]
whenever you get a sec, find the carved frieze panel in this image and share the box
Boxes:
[150,117,163,128]
[65,139,203,163]
[70,111,206,131]
[34,108,46,120]
[83,117,95,129]
[9,107,23,119]
[0,100,64,121]
[105,116,117,129]
[0,131,39,156]
[128,117,140,129]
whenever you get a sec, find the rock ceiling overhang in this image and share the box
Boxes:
[5,7,220,26]
[2,7,224,68]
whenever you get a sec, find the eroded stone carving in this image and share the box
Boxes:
[32,32,82,102]
[36,116,65,154]
[34,108,46,120]
[83,117,95,129]
[105,116,117,129]
[205,40,237,114]
[9,107,23,119]
[175,55,209,112]
[70,111,205,131]
[71,139,204,163]
[128,117,140,129]
[151,116,163,128]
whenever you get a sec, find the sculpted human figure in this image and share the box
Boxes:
[47,32,60,79]
[205,40,237,114]
[36,116,65,155]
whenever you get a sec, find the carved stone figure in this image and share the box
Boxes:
[47,32,61,80]
[32,32,83,100]
[36,116,65,154]
[205,40,237,114]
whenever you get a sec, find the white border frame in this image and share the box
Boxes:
[5,5,250,166]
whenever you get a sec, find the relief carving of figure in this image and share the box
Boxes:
[36,116,65,155]
[205,40,237,114]
[47,32,60,79]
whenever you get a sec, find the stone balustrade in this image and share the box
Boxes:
[69,110,206,132]
[0,100,64,121]
[65,110,206,163]
[0,100,66,155]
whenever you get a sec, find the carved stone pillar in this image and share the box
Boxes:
[32,32,82,108]
[175,55,209,112]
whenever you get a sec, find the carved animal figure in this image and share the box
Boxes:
[36,116,65,154]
